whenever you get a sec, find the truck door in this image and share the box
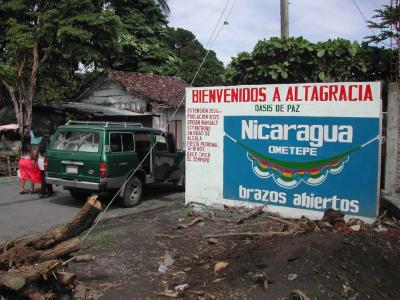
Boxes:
[106,132,137,188]
[153,132,177,181]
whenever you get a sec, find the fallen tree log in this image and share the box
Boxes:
[0,196,101,270]
[23,196,102,250]
[0,244,39,270]
[74,254,95,263]
[61,254,95,266]
[37,237,80,262]
[0,196,101,253]
[5,259,58,284]
[0,196,101,298]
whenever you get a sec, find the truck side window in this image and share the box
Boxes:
[122,133,134,152]
[110,133,122,152]
[156,134,168,152]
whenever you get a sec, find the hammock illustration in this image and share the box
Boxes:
[224,132,379,189]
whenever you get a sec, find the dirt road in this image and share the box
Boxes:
[69,205,400,300]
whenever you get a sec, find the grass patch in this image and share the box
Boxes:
[93,232,115,246]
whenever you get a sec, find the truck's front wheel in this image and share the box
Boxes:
[122,176,142,207]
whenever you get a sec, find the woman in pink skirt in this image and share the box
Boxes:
[18,145,41,194]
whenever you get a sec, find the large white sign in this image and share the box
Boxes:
[185,82,381,223]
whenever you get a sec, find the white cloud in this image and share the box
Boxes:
[168,0,388,65]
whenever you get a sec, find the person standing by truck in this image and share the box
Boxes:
[18,143,41,194]
[38,144,53,198]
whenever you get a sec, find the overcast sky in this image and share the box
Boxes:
[167,0,389,65]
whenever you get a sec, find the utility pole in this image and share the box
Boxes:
[280,0,289,39]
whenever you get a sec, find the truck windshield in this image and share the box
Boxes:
[52,131,100,152]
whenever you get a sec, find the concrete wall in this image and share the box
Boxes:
[384,82,400,194]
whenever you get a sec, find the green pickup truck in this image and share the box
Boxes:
[45,121,185,207]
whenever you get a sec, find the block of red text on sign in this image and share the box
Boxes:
[185,82,381,223]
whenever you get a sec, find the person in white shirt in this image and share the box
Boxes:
[38,145,53,198]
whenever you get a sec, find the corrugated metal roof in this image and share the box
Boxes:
[60,102,145,116]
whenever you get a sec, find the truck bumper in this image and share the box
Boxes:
[46,177,105,191]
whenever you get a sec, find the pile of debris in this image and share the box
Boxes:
[0,196,101,299]
[179,203,400,237]
[156,204,400,299]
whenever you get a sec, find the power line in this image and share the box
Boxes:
[351,0,392,47]
[204,0,231,50]
[81,0,237,242]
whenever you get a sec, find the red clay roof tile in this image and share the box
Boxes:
[108,70,188,108]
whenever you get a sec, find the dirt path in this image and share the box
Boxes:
[69,204,400,299]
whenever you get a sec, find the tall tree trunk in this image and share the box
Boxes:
[1,40,44,136]
[1,81,21,128]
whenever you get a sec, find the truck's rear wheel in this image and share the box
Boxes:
[122,176,142,207]
[69,189,90,202]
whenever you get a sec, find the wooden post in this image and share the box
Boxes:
[384,82,400,194]
[280,0,289,39]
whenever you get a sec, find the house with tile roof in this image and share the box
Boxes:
[76,70,188,149]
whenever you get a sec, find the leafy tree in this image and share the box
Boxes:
[109,0,179,75]
[109,3,224,85]
[367,1,399,79]
[167,27,224,86]
[225,37,395,85]
[0,0,120,132]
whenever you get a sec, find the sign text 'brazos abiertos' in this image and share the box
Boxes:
[185,83,381,222]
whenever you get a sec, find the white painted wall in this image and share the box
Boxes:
[81,79,147,113]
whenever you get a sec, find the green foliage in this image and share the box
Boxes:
[225,37,395,85]
[166,27,224,86]
[109,3,224,86]
[0,0,121,107]
[367,3,399,80]
[109,0,178,74]
[367,4,400,44]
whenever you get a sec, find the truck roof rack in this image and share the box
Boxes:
[65,121,143,128]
